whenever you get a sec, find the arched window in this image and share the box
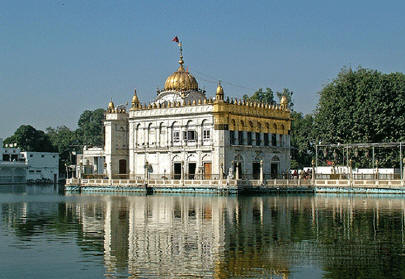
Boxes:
[148,123,154,146]
[135,123,141,146]
[159,122,165,146]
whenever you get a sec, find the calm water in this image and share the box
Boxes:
[1,185,405,278]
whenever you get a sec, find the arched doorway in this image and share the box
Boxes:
[233,154,244,179]
[271,156,280,178]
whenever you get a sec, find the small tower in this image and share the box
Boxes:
[107,99,115,113]
[104,98,129,179]
[215,81,224,102]
[280,95,288,110]
[131,89,140,110]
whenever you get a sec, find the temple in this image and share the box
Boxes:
[80,43,292,182]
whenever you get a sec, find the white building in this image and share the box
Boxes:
[21,152,59,183]
[82,46,292,181]
[0,138,59,184]
[76,146,105,178]
[0,138,26,184]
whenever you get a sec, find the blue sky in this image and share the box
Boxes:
[1,0,405,138]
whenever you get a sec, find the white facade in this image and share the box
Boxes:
[102,96,291,180]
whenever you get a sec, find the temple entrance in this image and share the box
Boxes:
[204,162,212,179]
[188,163,196,179]
[252,162,260,179]
[119,159,126,174]
[173,162,181,179]
[271,163,278,178]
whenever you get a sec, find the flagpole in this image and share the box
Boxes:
[179,41,183,65]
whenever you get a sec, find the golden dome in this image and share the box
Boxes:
[164,64,198,91]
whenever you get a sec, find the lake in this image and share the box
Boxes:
[1,184,405,278]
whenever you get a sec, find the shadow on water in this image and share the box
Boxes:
[2,185,405,278]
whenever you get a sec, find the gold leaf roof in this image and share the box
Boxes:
[164,64,198,91]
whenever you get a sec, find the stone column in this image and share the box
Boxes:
[144,161,148,181]
[78,163,83,179]
[236,162,240,180]
[220,163,224,180]
[181,161,184,181]
[259,160,264,184]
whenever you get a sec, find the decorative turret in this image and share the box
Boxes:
[107,99,115,113]
[215,81,224,102]
[280,95,288,110]
[131,89,140,109]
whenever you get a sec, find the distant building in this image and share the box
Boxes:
[0,138,59,184]
[21,152,59,183]
[0,138,26,184]
[79,45,292,180]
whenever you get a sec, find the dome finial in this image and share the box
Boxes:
[178,41,184,66]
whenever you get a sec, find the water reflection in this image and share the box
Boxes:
[2,186,405,278]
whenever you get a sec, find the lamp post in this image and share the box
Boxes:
[375,160,379,180]
[403,158,405,182]
[311,159,315,185]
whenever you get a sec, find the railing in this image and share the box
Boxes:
[78,173,299,181]
[83,174,106,179]
[315,173,401,180]
[141,174,223,180]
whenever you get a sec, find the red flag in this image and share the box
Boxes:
[172,36,179,43]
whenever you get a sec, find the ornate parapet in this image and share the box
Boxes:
[213,99,291,133]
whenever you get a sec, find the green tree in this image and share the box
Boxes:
[76,109,105,147]
[313,67,405,167]
[4,125,55,152]
[46,126,79,173]
[290,112,314,169]
[243,88,275,105]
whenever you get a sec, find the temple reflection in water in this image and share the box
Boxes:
[4,186,405,278]
[63,194,405,278]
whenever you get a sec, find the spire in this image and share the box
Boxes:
[177,41,185,71]
[131,89,140,109]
